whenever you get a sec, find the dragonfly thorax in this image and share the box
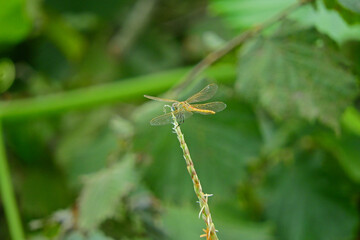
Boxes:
[172,102,191,111]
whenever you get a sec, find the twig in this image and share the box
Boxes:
[170,112,218,240]
[173,0,314,94]
[108,0,157,58]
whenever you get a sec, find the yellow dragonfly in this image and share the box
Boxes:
[144,83,226,126]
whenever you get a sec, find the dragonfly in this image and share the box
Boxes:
[144,83,226,126]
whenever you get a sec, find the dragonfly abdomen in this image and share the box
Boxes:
[188,105,215,114]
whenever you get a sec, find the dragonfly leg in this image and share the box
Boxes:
[177,113,185,125]
[172,116,180,130]
[170,104,184,126]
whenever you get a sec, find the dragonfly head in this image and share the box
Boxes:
[171,102,180,111]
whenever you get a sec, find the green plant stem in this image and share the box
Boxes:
[171,113,218,240]
[0,63,234,120]
[174,0,314,93]
[0,120,25,240]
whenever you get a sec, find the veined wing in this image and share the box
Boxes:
[144,95,178,103]
[150,109,193,126]
[191,102,227,115]
[186,84,218,103]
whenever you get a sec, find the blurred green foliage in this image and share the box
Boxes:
[237,21,358,132]
[0,59,15,93]
[0,0,360,240]
[0,0,32,46]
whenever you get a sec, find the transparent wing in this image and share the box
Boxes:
[191,102,227,115]
[150,109,193,126]
[144,95,178,103]
[186,84,218,103]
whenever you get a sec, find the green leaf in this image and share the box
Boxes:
[264,151,358,240]
[55,109,118,187]
[321,0,360,24]
[44,0,126,20]
[65,230,114,240]
[65,232,85,240]
[19,169,72,218]
[134,97,262,202]
[291,1,360,44]
[45,15,87,62]
[256,108,306,155]
[338,0,360,14]
[0,59,15,93]
[78,155,137,230]
[315,128,360,183]
[0,0,32,45]
[4,118,54,165]
[162,205,204,239]
[209,0,360,44]
[209,0,296,31]
[236,22,358,132]
[342,106,360,136]
[163,204,274,240]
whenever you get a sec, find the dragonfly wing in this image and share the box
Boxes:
[186,84,218,103]
[150,112,174,125]
[191,102,227,115]
[150,110,193,126]
[144,95,178,103]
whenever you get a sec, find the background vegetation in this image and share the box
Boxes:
[1,0,360,239]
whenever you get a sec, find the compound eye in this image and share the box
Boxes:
[172,102,178,108]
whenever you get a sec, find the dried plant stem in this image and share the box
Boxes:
[170,112,218,240]
[108,0,157,58]
[173,0,314,94]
